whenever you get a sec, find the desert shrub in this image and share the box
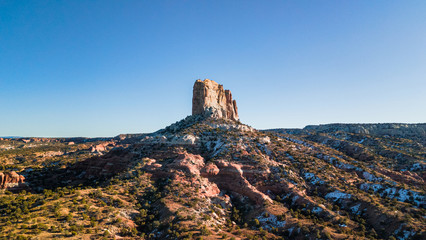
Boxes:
[200,225,211,236]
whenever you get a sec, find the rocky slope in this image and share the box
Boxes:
[0,80,424,240]
[40,115,423,239]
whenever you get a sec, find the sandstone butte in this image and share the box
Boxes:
[192,79,239,121]
[0,171,26,190]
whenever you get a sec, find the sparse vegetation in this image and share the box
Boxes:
[0,120,424,239]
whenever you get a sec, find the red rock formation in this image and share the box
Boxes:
[192,79,239,121]
[201,163,220,176]
[207,160,272,204]
[138,150,274,203]
[0,171,26,190]
[90,142,116,153]
[169,151,205,175]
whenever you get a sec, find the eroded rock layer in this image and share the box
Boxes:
[192,79,239,121]
[0,171,26,190]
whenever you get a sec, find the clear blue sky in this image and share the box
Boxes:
[1,1,425,137]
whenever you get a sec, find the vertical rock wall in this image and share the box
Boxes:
[192,79,239,121]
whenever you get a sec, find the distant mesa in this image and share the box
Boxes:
[192,79,239,121]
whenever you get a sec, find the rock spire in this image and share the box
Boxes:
[192,79,239,121]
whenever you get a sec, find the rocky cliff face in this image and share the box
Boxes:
[0,171,26,190]
[192,79,239,121]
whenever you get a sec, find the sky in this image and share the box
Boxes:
[0,0,425,137]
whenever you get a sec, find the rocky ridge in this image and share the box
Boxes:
[304,123,426,144]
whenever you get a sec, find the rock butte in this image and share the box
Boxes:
[192,79,239,121]
[0,171,26,190]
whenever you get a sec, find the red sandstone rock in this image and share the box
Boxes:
[90,142,116,153]
[0,171,26,190]
[170,151,205,175]
[192,79,239,121]
[208,160,273,204]
[201,163,220,177]
[199,177,220,197]
[141,150,272,204]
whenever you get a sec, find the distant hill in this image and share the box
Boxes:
[267,123,426,145]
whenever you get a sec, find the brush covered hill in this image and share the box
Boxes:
[0,80,424,240]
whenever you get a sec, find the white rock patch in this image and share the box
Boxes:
[325,190,351,201]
